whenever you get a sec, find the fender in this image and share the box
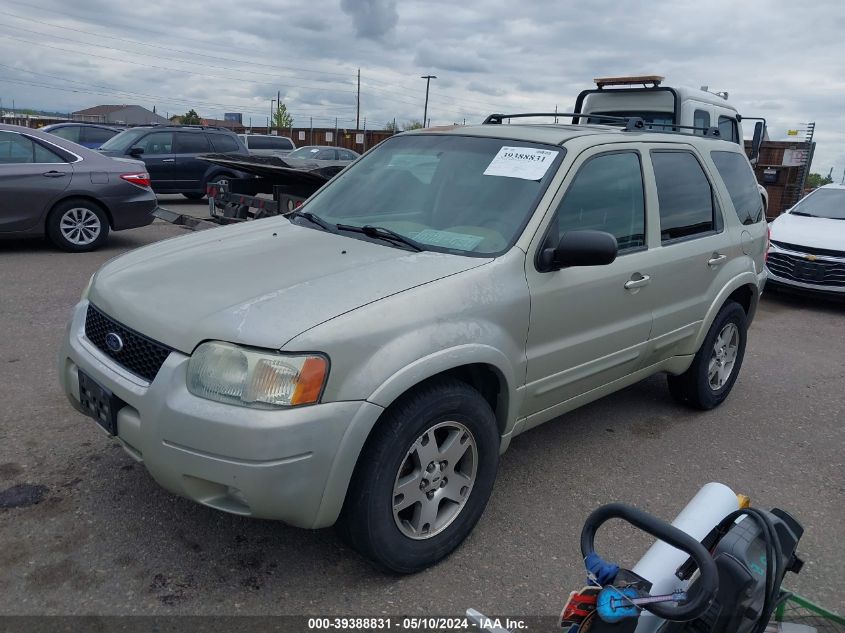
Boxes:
[691,271,760,352]
[367,343,521,436]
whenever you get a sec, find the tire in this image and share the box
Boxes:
[182,192,204,200]
[667,301,747,410]
[46,199,110,252]
[337,378,500,573]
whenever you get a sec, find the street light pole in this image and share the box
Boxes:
[421,75,436,128]
[269,98,276,134]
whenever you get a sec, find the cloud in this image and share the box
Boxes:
[340,0,398,40]
[1,0,844,172]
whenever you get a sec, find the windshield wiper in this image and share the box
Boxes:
[289,210,335,232]
[335,224,424,252]
[790,211,817,217]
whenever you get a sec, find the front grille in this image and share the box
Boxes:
[767,252,845,288]
[84,305,172,382]
[771,240,845,259]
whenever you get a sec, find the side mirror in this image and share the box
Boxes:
[128,146,144,157]
[539,230,618,271]
[749,121,765,166]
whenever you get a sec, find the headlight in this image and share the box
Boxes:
[187,341,328,408]
[81,273,95,300]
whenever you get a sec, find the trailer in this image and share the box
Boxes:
[153,153,345,228]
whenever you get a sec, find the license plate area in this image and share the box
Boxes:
[793,260,825,281]
[78,370,124,435]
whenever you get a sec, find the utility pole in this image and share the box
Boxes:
[356,68,361,130]
[421,75,436,128]
[269,98,276,134]
[334,117,338,146]
[554,104,558,124]
[310,116,313,145]
[277,90,281,132]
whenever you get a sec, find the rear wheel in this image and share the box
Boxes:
[46,199,109,252]
[667,301,747,410]
[337,379,499,573]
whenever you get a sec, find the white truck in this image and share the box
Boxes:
[574,75,768,211]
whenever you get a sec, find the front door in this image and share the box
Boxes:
[0,131,72,232]
[522,147,654,424]
[129,131,175,191]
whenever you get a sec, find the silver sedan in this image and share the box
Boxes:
[0,123,157,252]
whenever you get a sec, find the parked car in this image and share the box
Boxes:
[283,145,359,167]
[766,183,845,296]
[60,117,767,572]
[0,123,156,252]
[40,122,124,149]
[98,125,249,200]
[238,133,296,157]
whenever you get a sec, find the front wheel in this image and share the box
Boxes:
[667,301,747,410]
[46,199,109,252]
[338,379,500,573]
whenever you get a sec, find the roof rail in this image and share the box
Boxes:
[481,112,723,137]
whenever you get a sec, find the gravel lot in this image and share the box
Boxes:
[1,200,843,617]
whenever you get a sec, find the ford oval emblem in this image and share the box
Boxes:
[105,332,124,353]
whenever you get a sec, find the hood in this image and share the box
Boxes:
[89,219,490,353]
[770,213,845,252]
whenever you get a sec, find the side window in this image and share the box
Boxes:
[82,127,118,146]
[33,141,65,163]
[132,132,173,155]
[550,151,646,251]
[316,149,336,160]
[693,110,710,135]
[0,132,37,163]
[339,150,357,160]
[651,150,716,242]
[711,151,764,224]
[209,133,240,153]
[50,126,81,143]
[281,138,294,150]
[173,132,211,154]
[0,132,64,164]
[718,116,738,143]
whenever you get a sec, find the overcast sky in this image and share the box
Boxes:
[1,0,843,175]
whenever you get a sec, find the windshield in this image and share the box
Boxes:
[587,110,675,130]
[288,147,321,158]
[299,134,564,256]
[98,128,147,151]
[790,188,845,220]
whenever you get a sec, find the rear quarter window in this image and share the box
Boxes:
[710,151,763,224]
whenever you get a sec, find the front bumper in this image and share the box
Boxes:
[59,300,383,528]
[765,244,845,296]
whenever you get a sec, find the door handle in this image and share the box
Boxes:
[161,159,175,162]
[42,170,66,177]
[624,274,651,290]
[708,253,728,267]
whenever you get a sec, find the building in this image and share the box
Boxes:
[72,105,168,125]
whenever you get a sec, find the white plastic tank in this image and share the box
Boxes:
[633,482,739,633]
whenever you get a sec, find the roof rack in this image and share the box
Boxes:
[148,124,228,130]
[481,112,723,137]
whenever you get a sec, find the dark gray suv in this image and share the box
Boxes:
[98,125,249,199]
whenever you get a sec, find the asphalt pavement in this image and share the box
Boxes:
[1,203,843,617]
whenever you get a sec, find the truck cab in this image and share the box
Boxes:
[575,75,767,209]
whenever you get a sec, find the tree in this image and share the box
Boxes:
[272,102,294,129]
[805,172,833,189]
[384,120,398,132]
[402,120,424,130]
[180,109,201,125]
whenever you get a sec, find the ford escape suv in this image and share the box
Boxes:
[60,115,768,573]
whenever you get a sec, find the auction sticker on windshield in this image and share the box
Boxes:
[483,146,558,181]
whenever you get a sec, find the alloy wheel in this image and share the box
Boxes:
[708,323,739,390]
[59,207,101,246]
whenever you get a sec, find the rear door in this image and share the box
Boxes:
[172,131,212,190]
[640,145,735,363]
[0,131,72,232]
[522,146,654,423]
[130,131,175,191]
